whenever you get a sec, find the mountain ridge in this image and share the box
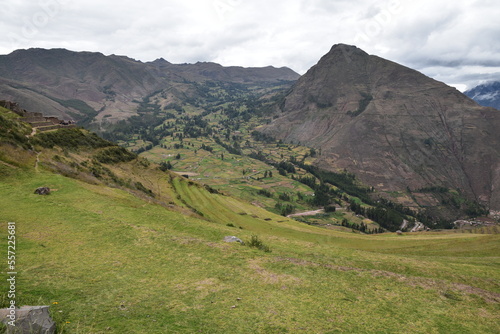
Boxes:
[0,48,299,124]
[259,44,500,214]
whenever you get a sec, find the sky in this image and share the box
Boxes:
[1,0,499,91]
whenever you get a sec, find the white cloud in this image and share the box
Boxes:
[0,0,499,89]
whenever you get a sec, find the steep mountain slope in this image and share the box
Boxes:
[0,49,166,123]
[0,48,299,125]
[465,81,500,110]
[259,44,500,214]
[1,102,500,334]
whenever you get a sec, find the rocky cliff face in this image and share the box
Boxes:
[259,44,500,212]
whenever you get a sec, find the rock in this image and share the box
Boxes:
[396,230,403,235]
[0,305,56,334]
[34,187,50,195]
[224,236,244,244]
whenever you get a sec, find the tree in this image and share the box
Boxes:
[159,161,172,171]
[325,205,336,213]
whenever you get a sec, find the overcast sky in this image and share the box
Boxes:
[1,0,499,91]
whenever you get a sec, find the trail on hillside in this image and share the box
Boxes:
[35,151,41,172]
[287,209,324,218]
[0,160,18,169]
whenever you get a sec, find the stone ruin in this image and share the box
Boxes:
[0,100,75,132]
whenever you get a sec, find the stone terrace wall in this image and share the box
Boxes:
[0,100,76,131]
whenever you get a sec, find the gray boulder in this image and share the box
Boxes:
[34,187,50,195]
[0,306,56,334]
[224,236,244,244]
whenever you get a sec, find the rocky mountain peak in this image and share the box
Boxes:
[260,44,500,215]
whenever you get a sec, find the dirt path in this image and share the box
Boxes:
[34,151,41,172]
[0,160,18,169]
[287,209,324,218]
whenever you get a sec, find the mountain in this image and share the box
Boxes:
[150,58,299,83]
[258,44,500,214]
[0,48,299,126]
[464,81,500,110]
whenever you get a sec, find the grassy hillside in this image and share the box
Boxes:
[1,168,499,333]
[0,116,499,333]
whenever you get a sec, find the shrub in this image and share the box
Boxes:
[94,146,137,164]
[134,181,154,197]
[325,205,337,213]
[275,202,295,216]
[159,161,172,171]
[257,189,273,198]
[204,184,221,194]
[278,192,292,201]
[246,235,271,252]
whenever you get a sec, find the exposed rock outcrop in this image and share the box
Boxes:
[0,306,56,334]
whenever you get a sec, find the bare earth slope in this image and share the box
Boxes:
[259,44,500,212]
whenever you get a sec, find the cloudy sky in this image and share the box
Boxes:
[1,0,499,91]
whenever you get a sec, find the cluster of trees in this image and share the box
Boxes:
[200,144,213,152]
[159,161,172,171]
[93,146,137,164]
[214,136,242,155]
[349,201,403,231]
[251,130,275,143]
[277,161,296,176]
[340,219,384,234]
[135,143,154,154]
[278,192,292,201]
[263,170,273,178]
[257,189,273,197]
[275,202,295,216]
[34,128,113,150]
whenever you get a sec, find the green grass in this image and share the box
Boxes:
[1,165,499,333]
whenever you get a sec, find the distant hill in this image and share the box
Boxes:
[464,81,500,110]
[258,44,500,214]
[0,48,299,126]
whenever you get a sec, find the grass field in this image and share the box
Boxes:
[1,164,499,333]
